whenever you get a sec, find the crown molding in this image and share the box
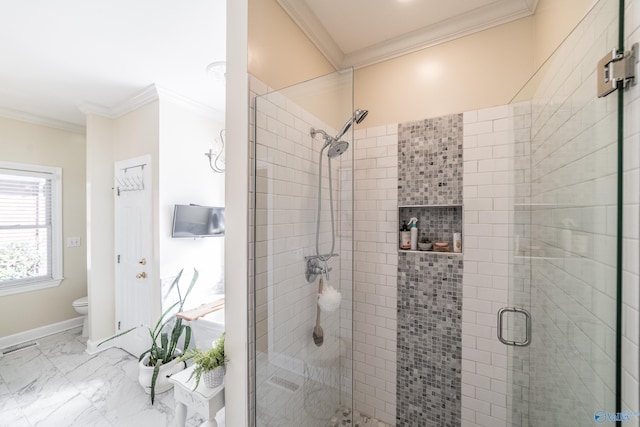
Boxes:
[79,84,159,119]
[276,0,344,69]
[279,0,538,70]
[0,107,85,134]
[155,86,226,123]
[111,84,160,117]
[345,0,537,68]
[79,84,224,124]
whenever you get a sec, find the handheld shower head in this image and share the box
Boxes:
[353,108,369,124]
[334,108,369,140]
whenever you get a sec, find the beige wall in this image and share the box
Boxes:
[533,0,596,68]
[247,0,595,129]
[86,114,115,341]
[248,0,335,90]
[354,0,595,127]
[0,117,87,337]
[355,18,535,127]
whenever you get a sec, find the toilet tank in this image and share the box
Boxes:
[188,309,224,349]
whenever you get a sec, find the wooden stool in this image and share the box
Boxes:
[169,365,225,427]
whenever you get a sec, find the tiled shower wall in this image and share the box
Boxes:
[252,75,352,426]
[525,1,619,423]
[396,116,464,427]
[461,104,532,427]
[461,1,640,425]
[353,125,399,425]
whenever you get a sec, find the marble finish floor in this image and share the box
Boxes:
[0,327,225,427]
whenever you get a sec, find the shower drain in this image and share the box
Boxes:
[267,375,300,393]
[0,340,39,356]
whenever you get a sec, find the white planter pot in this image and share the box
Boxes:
[203,366,225,388]
[138,353,186,395]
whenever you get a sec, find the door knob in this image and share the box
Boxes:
[139,258,147,265]
[136,272,147,279]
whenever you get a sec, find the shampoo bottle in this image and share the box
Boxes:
[409,217,418,251]
[400,221,411,249]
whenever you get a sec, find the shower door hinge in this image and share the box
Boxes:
[597,43,638,98]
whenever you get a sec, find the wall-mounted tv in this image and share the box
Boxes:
[172,204,225,238]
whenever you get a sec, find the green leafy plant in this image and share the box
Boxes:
[0,242,42,281]
[419,236,431,244]
[179,333,227,390]
[99,268,198,404]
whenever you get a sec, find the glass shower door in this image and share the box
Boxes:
[506,0,623,425]
[253,69,354,427]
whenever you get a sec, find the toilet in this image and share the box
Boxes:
[72,296,89,337]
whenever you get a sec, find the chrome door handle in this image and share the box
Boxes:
[497,307,531,346]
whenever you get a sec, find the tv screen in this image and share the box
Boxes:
[172,205,225,238]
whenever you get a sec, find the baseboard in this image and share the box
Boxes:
[0,317,84,350]
[85,338,115,355]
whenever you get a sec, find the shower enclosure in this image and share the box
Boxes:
[504,0,630,425]
[251,0,633,425]
[253,69,355,426]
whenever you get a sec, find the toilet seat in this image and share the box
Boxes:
[73,296,88,307]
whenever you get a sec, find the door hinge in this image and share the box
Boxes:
[117,254,120,263]
[117,321,121,331]
[598,43,638,97]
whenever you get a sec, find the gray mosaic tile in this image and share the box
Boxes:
[398,114,463,205]
[397,253,463,427]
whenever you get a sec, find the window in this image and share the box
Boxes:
[0,162,63,296]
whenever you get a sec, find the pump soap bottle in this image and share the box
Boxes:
[400,221,411,250]
[408,217,418,251]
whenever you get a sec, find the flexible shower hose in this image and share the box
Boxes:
[315,146,335,262]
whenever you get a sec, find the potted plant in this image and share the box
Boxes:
[99,268,198,404]
[179,333,227,389]
[418,236,432,251]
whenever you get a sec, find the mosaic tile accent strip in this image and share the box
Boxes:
[397,253,463,427]
[398,114,463,205]
[399,206,462,248]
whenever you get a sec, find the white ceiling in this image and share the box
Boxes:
[277,0,538,69]
[0,0,226,132]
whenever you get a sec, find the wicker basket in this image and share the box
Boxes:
[203,366,225,388]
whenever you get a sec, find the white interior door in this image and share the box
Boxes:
[114,155,153,357]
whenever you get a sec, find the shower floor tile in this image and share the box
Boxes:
[327,407,391,427]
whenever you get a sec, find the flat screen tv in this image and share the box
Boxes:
[172,205,225,238]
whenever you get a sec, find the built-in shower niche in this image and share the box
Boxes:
[398,205,463,254]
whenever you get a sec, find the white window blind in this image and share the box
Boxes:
[0,163,62,294]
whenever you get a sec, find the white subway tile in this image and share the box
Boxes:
[464,110,478,124]
[366,125,387,137]
[477,105,510,121]
[464,121,494,136]
[465,147,494,161]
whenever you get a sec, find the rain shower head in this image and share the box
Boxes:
[334,108,369,140]
[310,108,368,157]
[327,140,349,158]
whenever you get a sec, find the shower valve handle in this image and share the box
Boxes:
[305,256,333,282]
